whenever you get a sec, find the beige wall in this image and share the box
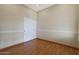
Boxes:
[1,4,79,49]
[0,5,37,49]
[37,4,79,48]
[78,5,79,41]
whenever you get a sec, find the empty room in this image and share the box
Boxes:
[0,4,79,55]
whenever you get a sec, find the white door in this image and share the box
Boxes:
[24,17,36,41]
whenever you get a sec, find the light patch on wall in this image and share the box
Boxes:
[37,29,76,40]
[25,4,54,12]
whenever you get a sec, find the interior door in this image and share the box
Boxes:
[24,17,36,41]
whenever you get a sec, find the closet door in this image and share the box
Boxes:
[24,17,36,41]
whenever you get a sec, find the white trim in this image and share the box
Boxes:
[0,30,23,34]
[37,29,77,33]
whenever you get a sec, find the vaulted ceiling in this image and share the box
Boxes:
[25,4,54,12]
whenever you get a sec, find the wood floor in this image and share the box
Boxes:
[0,39,79,55]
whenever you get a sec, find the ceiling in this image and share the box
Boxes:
[25,4,54,12]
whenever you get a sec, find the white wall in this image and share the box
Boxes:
[0,5,37,49]
[37,4,79,48]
